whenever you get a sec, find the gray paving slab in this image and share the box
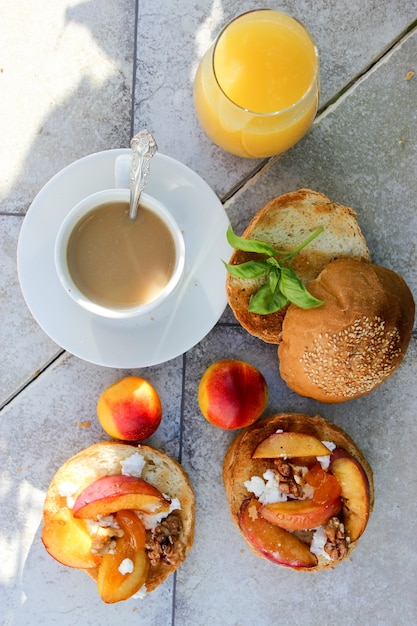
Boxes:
[134,0,417,198]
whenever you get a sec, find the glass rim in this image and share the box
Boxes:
[211,9,320,118]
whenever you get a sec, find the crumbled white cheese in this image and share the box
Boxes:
[139,497,181,530]
[310,526,331,560]
[317,441,336,470]
[132,585,147,600]
[118,558,134,575]
[244,470,288,504]
[120,451,146,477]
[57,481,78,509]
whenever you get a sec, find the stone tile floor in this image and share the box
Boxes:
[1,1,416,624]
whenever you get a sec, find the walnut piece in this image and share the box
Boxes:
[145,512,183,567]
[273,458,305,498]
[324,516,350,560]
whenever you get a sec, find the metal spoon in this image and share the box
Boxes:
[128,130,158,220]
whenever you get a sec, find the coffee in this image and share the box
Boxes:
[67,201,176,308]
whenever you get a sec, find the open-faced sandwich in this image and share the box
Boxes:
[42,442,195,603]
[223,414,373,570]
[226,189,370,344]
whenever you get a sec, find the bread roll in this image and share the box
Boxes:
[223,414,374,571]
[42,442,195,599]
[226,189,370,343]
[278,258,415,402]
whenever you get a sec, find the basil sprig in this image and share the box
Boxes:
[224,224,324,315]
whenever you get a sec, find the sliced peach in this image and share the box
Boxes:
[329,448,370,541]
[42,506,100,569]
[252,431,331,459]
[97,510,149,603]
[261,496,341,531]
[72,475,170,519]
[238,498,317,568]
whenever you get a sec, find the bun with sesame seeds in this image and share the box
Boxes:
[226,189,370,344]
[278,258,415,402]
[223,413,374,571]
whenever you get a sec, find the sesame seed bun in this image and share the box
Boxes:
[278,258,415,402]
[42,442,195,599]
[223,413,374,571]
[226,189,370,344]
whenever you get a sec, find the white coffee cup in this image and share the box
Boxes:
[54,188,185,319]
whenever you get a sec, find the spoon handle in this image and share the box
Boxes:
[129,130,158,220]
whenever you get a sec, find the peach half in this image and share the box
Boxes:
[97,376,162,441]
[198,360,268,430]
[72,474,170,519]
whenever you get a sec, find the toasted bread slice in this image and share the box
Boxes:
[42,442,195,598]
[226,189,370,343]
[223,414,374,571]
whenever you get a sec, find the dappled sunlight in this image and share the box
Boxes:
[191,0,224,77]
[1,0,129,200]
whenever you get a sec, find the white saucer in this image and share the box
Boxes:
[17,149,232,368]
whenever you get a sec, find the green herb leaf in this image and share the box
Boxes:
[226,224,280,257]
[224,223,324,315]
[279,267,323,309]
[248,282,289,314]
[223,260,271,279]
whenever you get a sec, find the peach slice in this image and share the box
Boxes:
[72,475,170,519]
[238,498,317,568]
[97,510,149,603]
[329,448,370,541]
[261,496,341,531]
[252,431,331,459]
[42,506,100,569]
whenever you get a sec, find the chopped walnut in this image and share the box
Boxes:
[324,517,350,560]
[273,458,305,497]
[90,525,124,556]
[145,513,183,567]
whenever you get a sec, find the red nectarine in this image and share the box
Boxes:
[97,376,162,441]
[198,360,268,430]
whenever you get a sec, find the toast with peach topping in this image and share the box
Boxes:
[42,442,195,602]
[223,414,373,570]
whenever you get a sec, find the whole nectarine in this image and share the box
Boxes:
[198,360,268,430]
[97,376,162,441]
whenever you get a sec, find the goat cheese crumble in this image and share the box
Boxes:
[57,481,78,508]
[118,558,134,575]
[244,470,288,504]
[317,441,336,470]
[310,526,331,560]
[120,451,146,477]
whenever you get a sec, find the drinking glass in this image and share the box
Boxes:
[193,9,319,158]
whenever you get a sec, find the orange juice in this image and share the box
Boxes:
[193,10,319,158]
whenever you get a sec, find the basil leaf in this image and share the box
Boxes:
[248,282,289,314]
[268,268,280,293]
[227,224,279,257]
[279,267,323,309]
[223,260,271,279]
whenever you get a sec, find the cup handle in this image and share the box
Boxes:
[114,154,131,188]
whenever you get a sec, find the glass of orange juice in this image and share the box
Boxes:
[193,9,319,158]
